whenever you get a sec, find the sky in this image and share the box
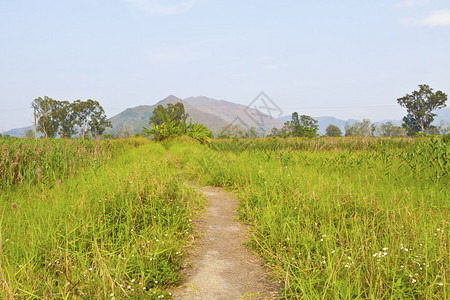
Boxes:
[1,0,450,131]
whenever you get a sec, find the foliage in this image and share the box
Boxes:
[373,121,407,137]
[269,121,293,138]
[24,129,34,139]
[345,119,374,137]
[185,121,212,145]
[72,99,112,139]
[397,84,448,135]
[150,102,189,127]
[31,96,60,138]
[219,125,262,139]
[31,97,111,139]
[325,124,342,137]
[291,113,318,137]
[143,102,211,144]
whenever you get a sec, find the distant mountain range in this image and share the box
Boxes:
[2,96,449,137]
[108,95,283,136]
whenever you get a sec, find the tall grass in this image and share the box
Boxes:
[173,137,449,299]
[0,137,149,191]
[0,141,204,299]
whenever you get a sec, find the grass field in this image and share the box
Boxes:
[1,136,448,299]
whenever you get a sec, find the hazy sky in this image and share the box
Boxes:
[1,0,449,131]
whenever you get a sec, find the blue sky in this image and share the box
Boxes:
[1,0,449,131]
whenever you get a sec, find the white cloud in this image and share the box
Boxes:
[127,0,200,15]
[420,10,450,26]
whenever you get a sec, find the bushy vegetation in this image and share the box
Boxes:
[0,137,147,191]
[143,102,212,144]
[0,139,204,298]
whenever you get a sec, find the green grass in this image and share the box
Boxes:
[0,137,149,191]
[0,141,204,299]
[172,137,449,299]
[1,136,448,299]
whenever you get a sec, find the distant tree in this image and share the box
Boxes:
[438,120,450,135]
[54,101,77,138]
[72,99,111,139]
[291,113,318,137]
[87,103,112,139]
[150,102,189,127]
[144,102,211,144]
[269,127,280,137]
[425,126,440,136]
[243,127,260,139]
[115,126,134,139]
[374,122,407,137]
[345,119,374,137]
[325,124,342,137]
[219,124,246,138]
[24,129,34,139]
[397,84,447,135]
[32,96,60,138]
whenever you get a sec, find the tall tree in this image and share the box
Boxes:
[55,101,77,138]
[345,119,374,137]
[87,101,112,138]
[150,102,189,127]
[326,124,342,137]
[72,99,111,139]
[31,96,60,138]
[397,84,447,135]
[24,129,34,139]
[374,122,406,137]
[291,113,318,137]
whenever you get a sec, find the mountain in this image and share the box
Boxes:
[1,125,34,138]
[108,95,285,136]
[184,96,283,133]
[108,95,231,135]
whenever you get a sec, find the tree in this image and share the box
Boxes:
[374,122,406,137]
[87,101,112,138]
[397,84,447,135]
[143,102,211,144]
[291,113,318,137]
[31,96,60,138]
[72,99,111,139]
[438,120,450,135]
[326,124,342,137]
[54,101,77,138]
[150,102,189,127]
[24,129,34,139]
[345,119,374,137]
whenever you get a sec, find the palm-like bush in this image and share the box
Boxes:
[143,103,212,144]
[186,120,212,145]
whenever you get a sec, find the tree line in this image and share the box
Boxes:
[268,84,448,138]
[31,96,111,139]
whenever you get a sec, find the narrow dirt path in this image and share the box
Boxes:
[172,186,280,300]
